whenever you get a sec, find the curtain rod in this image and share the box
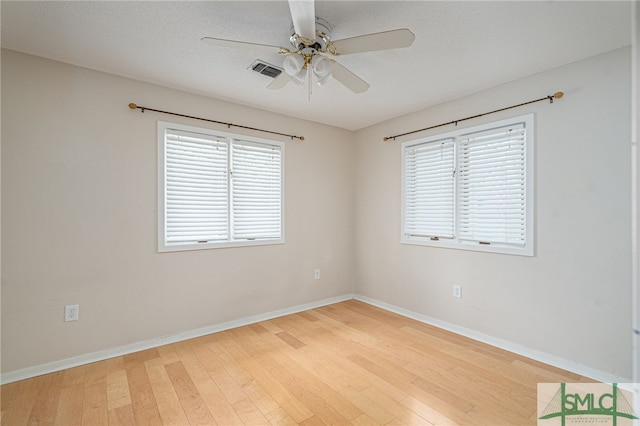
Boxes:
[128,103,305,141]
[383,91,564,142]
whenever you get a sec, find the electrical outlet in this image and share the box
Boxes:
[453,285,462,299]
[314,269,321,280]
[65,304,79,321]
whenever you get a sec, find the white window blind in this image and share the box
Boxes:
[404,138,455,239]
[458,124,526,246]
[165,130,229,244]
[231,141,282,240]
[401,114,533,256]
[159,122,284,252]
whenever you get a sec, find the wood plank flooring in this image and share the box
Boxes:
[1,300,592,425]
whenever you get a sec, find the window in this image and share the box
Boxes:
[158,121,284,252]
[402,114,533,256]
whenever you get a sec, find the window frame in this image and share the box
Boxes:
[158,121,285,252]
[401,114,534,256]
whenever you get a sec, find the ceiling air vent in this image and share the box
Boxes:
[249,60,282,78]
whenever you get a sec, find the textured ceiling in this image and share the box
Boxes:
[1,1,632,131]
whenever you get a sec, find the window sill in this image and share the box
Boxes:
[158,238,285,253]
[401,237,534,257]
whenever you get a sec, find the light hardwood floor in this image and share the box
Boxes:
[1,300,592,425]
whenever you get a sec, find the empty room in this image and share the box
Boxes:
[1,1,638,425]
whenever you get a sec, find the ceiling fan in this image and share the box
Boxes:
[201,0,415,94]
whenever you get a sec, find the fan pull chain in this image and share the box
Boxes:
[308,66,312,101]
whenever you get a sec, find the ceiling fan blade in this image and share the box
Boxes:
[267,73,290,90]
[331,28,415,55]
[201,37,283,51]
[288,0,316,43]
[330,61,369,94]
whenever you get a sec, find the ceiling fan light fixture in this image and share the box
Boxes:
[289,69,307,86]
[316,73,333,87]
[311,55,331,77]
[283,54,304,76]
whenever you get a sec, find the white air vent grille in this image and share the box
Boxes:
[249,60,283,78]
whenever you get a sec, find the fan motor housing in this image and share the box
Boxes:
[289,17,332,49]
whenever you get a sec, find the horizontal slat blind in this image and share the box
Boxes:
[231,141,282,240]
[164,129,229,244]
[159,122,285,251]
[404,139,455,239]
[457,123,526,246]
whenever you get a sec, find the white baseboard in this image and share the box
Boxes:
[354,295,632,384]
[1,293,630,385]
[0,294,355,385]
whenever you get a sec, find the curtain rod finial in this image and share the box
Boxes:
[128,103,138,109]
[553,91,564,99]
[300,136,305,141]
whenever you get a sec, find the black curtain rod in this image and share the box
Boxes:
[128,103,305,141]
[383,91,564,142]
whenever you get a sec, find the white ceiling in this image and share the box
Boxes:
[1,1,632,131]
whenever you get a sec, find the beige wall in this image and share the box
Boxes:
[1,46,633,380]
[1,50,356,373]
[354,47,632,378]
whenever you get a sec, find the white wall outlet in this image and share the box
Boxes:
[453,285,462,299]
[314,269,321,280]
[65,304,79,321]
